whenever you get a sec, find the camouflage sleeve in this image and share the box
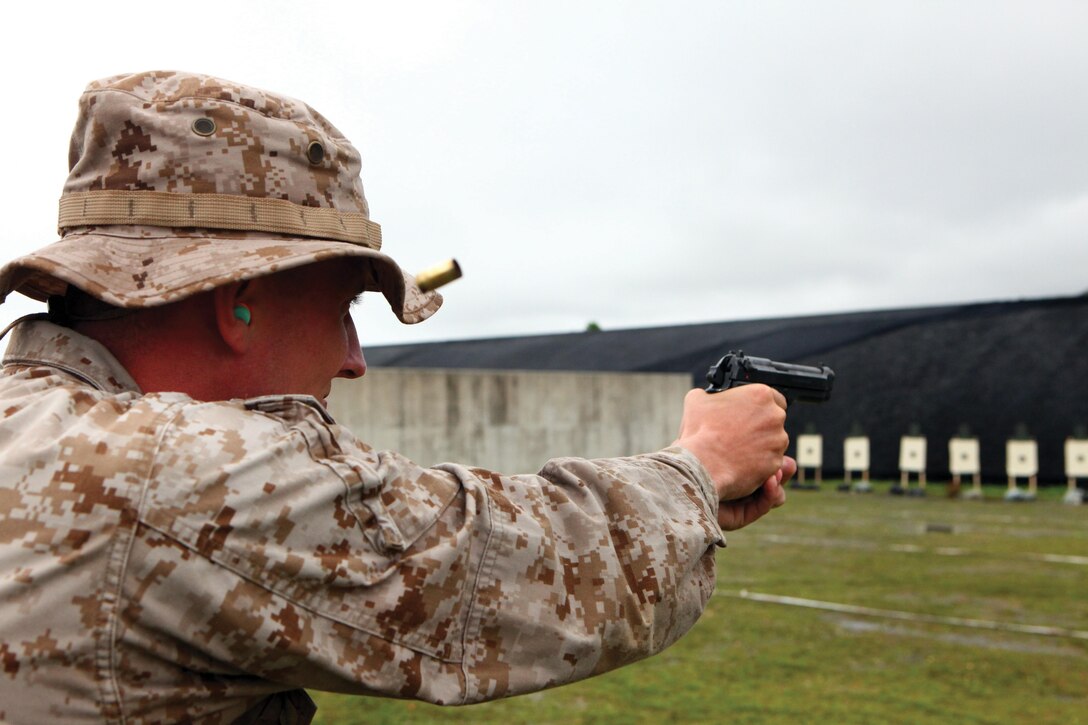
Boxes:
[131,398,724,706]
[434,447,723,701]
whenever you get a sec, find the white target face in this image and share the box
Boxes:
[1066,439,1088,477]
[844,436,870,471]
[1006,440,1038,477]
[949,438,980,475]
[797,434,823,467]
[899,436,927,473]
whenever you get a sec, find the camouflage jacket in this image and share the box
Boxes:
[0,320,723,724]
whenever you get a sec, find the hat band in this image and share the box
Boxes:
[58,190,382,249]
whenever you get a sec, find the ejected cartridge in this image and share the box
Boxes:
[415,259,463,292]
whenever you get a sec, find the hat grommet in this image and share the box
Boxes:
[306,140,325,165]
[191,117,216,137]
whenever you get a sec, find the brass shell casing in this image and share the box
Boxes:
[415,259,463,292]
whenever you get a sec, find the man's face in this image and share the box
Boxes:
[248,259,368,405]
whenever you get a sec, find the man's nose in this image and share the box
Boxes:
[339,314,367,379]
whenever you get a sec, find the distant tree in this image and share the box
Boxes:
[585,321,602,333]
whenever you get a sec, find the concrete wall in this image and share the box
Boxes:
[328,368,693,474]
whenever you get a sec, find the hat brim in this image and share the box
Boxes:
[0,226,442,324]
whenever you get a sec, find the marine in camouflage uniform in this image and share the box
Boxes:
[0,72,790,723]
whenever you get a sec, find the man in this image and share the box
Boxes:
[0,71,792,723]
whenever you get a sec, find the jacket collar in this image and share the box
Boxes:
[2,318,142,395]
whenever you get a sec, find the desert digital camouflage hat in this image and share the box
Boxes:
[0,71,442,324]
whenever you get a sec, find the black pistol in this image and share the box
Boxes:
[705,351,834,404]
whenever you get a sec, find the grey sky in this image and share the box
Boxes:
[2,1,1085,346]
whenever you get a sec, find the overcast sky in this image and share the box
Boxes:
[1,1,1085,346]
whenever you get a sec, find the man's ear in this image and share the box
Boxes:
[213,281,252,354]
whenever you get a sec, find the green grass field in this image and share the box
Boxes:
[310,482,1088,724]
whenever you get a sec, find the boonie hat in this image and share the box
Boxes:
[0,71,442,324]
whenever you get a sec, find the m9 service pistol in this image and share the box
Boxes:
[705,351,834,405]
